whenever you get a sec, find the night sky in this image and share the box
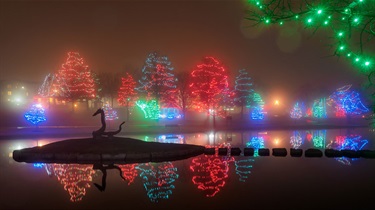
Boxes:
[0,0,366,103]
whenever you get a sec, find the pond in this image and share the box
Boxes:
[1,127,375,210]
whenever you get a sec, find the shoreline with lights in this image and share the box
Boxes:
[0,118,369,140]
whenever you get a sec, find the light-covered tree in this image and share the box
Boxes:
[189,56,230,123]
[136,52,178,108]
[53,52,96,110]
[118,72,138,121]
[234,69,254,118]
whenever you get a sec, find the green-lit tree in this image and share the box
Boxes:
[251,92,265,120]
[234,69,254,118]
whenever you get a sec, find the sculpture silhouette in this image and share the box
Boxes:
[93,163,125,192]
[92,108,125,139]
[103,121,125,138]
[92,109,106,139]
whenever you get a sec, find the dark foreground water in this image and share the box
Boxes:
[1,127,375,210]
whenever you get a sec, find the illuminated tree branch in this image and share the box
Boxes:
[245,0,374,72]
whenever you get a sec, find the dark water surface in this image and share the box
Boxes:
[1,128,375,210]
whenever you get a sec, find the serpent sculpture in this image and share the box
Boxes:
[92,108,125,139]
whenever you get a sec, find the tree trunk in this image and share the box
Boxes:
[213,112,216,129]
[126,100,130,122]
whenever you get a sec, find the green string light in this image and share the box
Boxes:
[245,0,375,112]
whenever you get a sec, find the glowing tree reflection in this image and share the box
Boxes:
[327,134,368,165]
[290,131,303,149]
[312,130,326,148]
[157,135,184,144]
[246,136,265,157]
[118,164,138,185]
[190,145,233,197]
[235,158,255,182]
[48,164,95,202]
[135,162,179,202]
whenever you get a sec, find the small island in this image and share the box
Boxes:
[13,137,205,164]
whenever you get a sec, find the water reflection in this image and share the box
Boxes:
[157,135,185,144]
[118,164,138,185]
[136,162,179,202]
[93,163,125,192]
[3,128,375,207]
[312,130,327,148]
[246,136,265,157]
[190,146,234,197]
[326,134,369,166]
[45,164,95,202]
[235,158,255,182]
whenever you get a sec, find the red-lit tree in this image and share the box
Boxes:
[53,52,97,110]
[136,52,178,108]
[189,57,229,124]
[118,72,138,121]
